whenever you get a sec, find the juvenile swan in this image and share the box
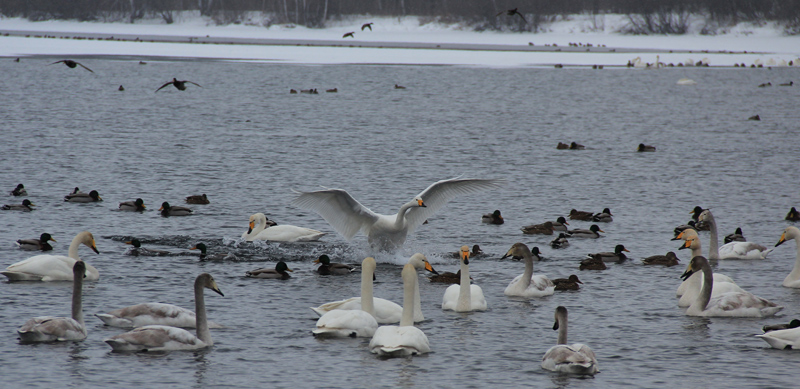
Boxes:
[2,231,99,281]
[369,263,431,357]
[104,273,223,351]
[292,177,502,251]
[442,246,487,311]
[501,243,555,298]
[17,261,87,342]
[541,306,599,375]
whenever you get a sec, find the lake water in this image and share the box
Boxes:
[1,58,799,388]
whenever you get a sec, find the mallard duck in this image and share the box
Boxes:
[674,221,699,237]
[394,84,406,89]
[185,194,209,204]
[569,209,593,221]
[450,244,483,258]
[482,209,504,224]
[118,198,145,211]
[637,143,656,152]
[550,216,570,231]
[49,59,93,73]
[314,255,356,275]
[326,88,338,93]
[592,208,613,222]
[246,261,293,279]
[125,239,170,256]
[553,275,583,290]
[190,242,237,261]
[64,190,102,203]
[160,201,193,217]
[589,244,629,262]
[155,78,202,92]
[550,233,570,249]
[724,227,746,244]
[579,255,606,270]
[689,206,710,231]
[786,207,800,222]
[2,199,34,211]
[763,319,800,332]
[569,142,585,150]
[9,183,26,196]
[566,224,604,238]
[16,233,56,251]
[556,142,569,149]
[642,251,680,266]
[780,81,794,86]
[521,221,554,235]
[429,270,470,284]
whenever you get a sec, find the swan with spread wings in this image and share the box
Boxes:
[292,177,502,251]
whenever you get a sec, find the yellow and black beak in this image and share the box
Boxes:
[210,280,224,297]
[424,261,439,275]
[248,220,255,234]
[678,240,691,250]
[776,233,787,247]
[90,240,100,254]
[680,264,694,281]
[461,249,470,265]
[672,231,685,241]
[417,199,427,207]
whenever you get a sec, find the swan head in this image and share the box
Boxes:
[672,228,698,241]
[614,245,629,254]
[191,243,208,254]
[361,257,377,274]
[679,236,700,252]
[459,245,471,265]
[125,239,142,248]
[313,255,331,265]
[777,226,800,247]
[275,261,293,274]
[408,253,437,274]
[78,231,100,254]
[501,242,530,260]
[197,273,224,297]
[553,306,567,330]
[697,209,713,222]
[681,256,709,281]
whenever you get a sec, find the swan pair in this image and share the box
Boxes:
[242,213,325,242]
[292,177,502,251]
[311,253,436,323]
[2,231,100,281]
[698,210,772,259]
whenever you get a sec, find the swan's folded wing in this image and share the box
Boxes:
[292,189,378,240]
[405,178,504,232]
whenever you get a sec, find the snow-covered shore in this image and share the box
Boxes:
[2,14,799,67]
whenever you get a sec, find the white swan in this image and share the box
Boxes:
[291,177,502,251]
[677,236,744,307]
[673,228,735,297]
[757,327,800,349]
[96,303,223,329]
[242,213,325,242]
[369,262,431,357]
[310,253,433,323]
[541,306,599,375]
[681,256,783,317]
[2,231,99,281]
[17,261,87,342]
[776,226,800,288]
[442,246,487,311]
[105,273,223,351]
[501,243,555,298]
[312,257,379,338]
[698,210,772,259]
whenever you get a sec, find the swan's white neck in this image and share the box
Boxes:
[456,259,472,312]
[68,235,83,261]
[704,213,721,260]
[195,279,212,345]
[361,264,375,317]
[785,235,800,285]
[400,266,416,327]
[413,272,423,321]
[394,200,417,228]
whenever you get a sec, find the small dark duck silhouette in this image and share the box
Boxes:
[496,8,528,23]
[49,60,94,73]
[155,78,202,92]
[362,23,374,31]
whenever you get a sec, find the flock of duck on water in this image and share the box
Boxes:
[4,178,800,373]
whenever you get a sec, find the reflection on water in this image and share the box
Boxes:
[0,58,799,388]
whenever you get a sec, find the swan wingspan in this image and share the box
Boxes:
[404,178,504,233]
[291,189,379,240]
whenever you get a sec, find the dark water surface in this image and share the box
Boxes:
[1,59,800,388]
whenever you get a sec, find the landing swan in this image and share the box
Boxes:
[313,257,379,338]
[17,261,87,342]
[442,246,487,311]
[698,210,772,259]
[242,213,325,242]
[310,254,434,323]
[501,243,555,298]
[541,306,599,375]
[775,226,800,288]
[2,231,100,281]
[105,273,223,351]
[681,256,782,317]
[369,263,431,357]
[291,177,502,251]
[673,229,735,297]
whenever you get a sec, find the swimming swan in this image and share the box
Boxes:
[291,177,502,251]
[541,306,599,375]
[369,262,431,357]
[17,261,87,342]
[698,210,772,259]
[442,246,487,311]
[775,226,800,288]
[681,256,782,317]
[313,257,379,338]
[674,229,735,297]
[104,273,223,351]
[242,213,325,242]
[677,237,744,307]
[501,243,555,298]
[2,231,99,281]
